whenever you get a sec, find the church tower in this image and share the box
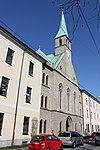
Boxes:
[55,11,71,55]
[55,11,78,84]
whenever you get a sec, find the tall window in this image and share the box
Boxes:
[87,110,89,118]
[6,48,14,65]
[59,83,63,109]
[42,73,45,84]
[60,121,62,132]
[39,119,43,133]
[86,124,90,132]
[46,75,48,86]
[0,113,4,136]
[67,88,70,111]
[41,95,44,107]
[26,86,32,103]
[75,123,77,131]
[74,92,76,113]
[59,39,62,46]
[44,120,47,133]
[45,96,47,109]
[29,62,34,76]
[92,125,94,132]
[0,76,9,97]
[23,116,29,135]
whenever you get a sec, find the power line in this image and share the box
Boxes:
[78,4,100,56]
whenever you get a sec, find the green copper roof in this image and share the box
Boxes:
[36,49,65,69]
[55,11,69,38]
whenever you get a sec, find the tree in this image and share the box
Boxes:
[52,0,100,39]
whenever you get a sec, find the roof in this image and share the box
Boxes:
[55,11,69,39]
[81,89,100,104]
[0,25,46,64]
[36,48,65,69]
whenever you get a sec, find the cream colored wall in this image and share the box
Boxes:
[0,33,42,145]
[82,92,100,134]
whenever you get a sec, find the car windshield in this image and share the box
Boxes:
[32,136,44,141]
[58,132,70,137]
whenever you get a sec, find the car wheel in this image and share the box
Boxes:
[60,145,63,150]
[46,148,50,150]
[81,140,84,146]
[72,142,76,148]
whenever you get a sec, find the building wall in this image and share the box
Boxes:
[0,30,43,147]
[40,66,83,135]
[82,91,100,135]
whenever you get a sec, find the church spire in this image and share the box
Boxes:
[55,11,69,39]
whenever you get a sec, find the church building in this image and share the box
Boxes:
[37,11,83,135]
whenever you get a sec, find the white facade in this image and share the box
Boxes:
[82,90,100,135]
[0,26,45,147]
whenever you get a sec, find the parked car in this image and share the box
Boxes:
[83,132,100,144]
[58,131,84,148]
[93,132,100,146]
[28,133,63,150]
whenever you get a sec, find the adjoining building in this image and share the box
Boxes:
[81,90,100,135]
[0,26,46,147]
[37,12,83,135]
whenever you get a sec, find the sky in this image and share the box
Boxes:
[0,0,100,98]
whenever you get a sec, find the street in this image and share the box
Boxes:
[12,142,100,150]
[63,142,100,150]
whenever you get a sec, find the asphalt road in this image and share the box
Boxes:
[63,142,100,150]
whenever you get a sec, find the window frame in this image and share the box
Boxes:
[5,48,14,65]
[0,113,4,136]
[22,116,30,135]
[0,76,9,97]
[25,86,32,104]
[28,61,34,76]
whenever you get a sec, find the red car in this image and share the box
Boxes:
[28,133,63,150]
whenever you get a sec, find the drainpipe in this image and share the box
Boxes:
[11,49,26,147]
[88,96,92,134]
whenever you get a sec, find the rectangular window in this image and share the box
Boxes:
[29,62,34,76]
[6,48,14,65]
[23,116,29,135]
[26,86,32,103]
[0,76,9,97]
[0,113,4,136]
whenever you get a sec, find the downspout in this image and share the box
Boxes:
[81,92,84,135]
[11,48,26,147]
[88,96,92,134]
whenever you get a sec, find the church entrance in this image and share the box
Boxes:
[66,116,73,131]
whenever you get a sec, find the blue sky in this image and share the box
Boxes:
[0,0,100,98]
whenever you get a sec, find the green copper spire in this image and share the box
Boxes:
[55,11,69,38]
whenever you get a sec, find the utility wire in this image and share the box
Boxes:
[78,4,100,56]
[0,15,99,99]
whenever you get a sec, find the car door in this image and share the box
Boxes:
[76,133,81,145]
[53,135,62,150]
[46,135,54,149]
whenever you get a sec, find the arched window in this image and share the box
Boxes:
[59,39,62,46]
[39,119,43,133]
[75,123,77,131]
[59,83,63,109]
[74,92,76,113]
[46,75,48,86]
[44,120,47,133]
[67,88,70,111]
[41,95,44,107]
[45,96,47,109]
[42,73,45,84]
[60,121,62,132]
